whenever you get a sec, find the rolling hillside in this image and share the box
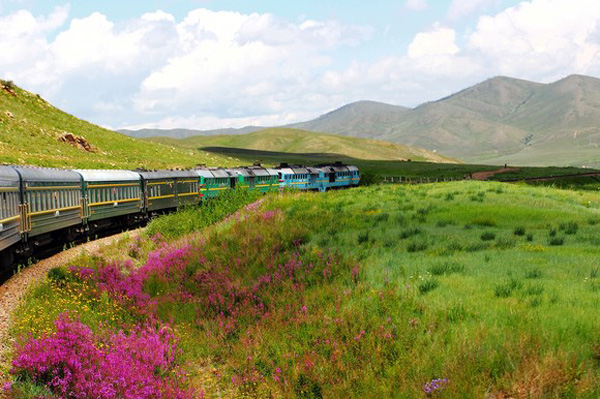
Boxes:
[118,126,263,139]
[147,127,457,163]
[289,75,600,167]
[0,81,238,169]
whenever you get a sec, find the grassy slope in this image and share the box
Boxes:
[9,182,600,398]
[0,83,238,169]
[147,127,458,163]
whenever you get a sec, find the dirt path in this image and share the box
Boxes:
[471,167,520,181]
[0,229,144,383]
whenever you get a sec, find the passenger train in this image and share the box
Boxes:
[0,162,360,269]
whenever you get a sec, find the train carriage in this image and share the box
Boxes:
[348,165,361,186]
[228,168,253,190]
[245,165,279,193]
[276,164,313,191]
[138,170,200,213]
[12,166,83,251]
[0,166,22,266]
[196,168,231,199]
[175,171,202,208]
[75,170,143,231]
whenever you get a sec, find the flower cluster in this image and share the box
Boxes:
[11,313,190,398]
[423,377,448,395]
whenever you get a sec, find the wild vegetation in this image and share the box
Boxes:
[0,82,237,169]
[4,181,600,398]
[147,127,456,163]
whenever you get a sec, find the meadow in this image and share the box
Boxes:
[4,181,600,398]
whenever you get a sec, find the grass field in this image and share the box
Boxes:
[146,127,457,164]
[5,181,600,398]
[0,82,238,169]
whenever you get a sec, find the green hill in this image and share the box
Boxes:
[0,81,238,169]
[148,127,457,163]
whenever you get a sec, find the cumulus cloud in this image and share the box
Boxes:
[404,0,429,11]
[408,24,460,58]
[2,0,600,130]
[467,0,600,79]
[448,0,499,19]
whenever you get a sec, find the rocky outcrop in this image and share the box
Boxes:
[58,132,98,153]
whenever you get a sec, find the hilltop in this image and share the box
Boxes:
[288,75,600,167]
[0,81,238,169]
[147,127,457,164]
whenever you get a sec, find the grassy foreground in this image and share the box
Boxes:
[4,182,600,398]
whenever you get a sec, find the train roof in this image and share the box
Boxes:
[13,166,81,183]
[229,168,253,178]
[194,169,215,179]
[74,169,141,182]
[0,165,20,186]
[209,169,231,178]
[137,170,198,180]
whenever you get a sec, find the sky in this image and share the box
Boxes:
[1,0,600,130]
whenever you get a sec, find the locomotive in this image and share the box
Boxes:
[0,162,360,269]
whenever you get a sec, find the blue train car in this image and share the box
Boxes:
[314,163,360,190]
[276,164,313,191]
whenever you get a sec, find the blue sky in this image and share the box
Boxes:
[1,0,598,130]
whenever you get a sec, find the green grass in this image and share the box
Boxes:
[7,181,600,398]
[0,82,238,168]
[147,127,458,163]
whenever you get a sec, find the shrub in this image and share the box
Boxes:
[559,221,578,235]
[513,226,526,236]
[399,227,421,239]
[47,266,69,285]
[407,239,429,253]
[494,278,522,298]
[418,278,439,294]
[429,261,464,276]
[526,268,543,279]
[548,236,564,246]
[480,231,496,241]
[357,231,370,244]
[10,314,190,398]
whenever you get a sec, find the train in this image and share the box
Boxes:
[0,162,360,269]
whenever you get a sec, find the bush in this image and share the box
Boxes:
[559,221,578,235]
[494,277,522,298]
[513,226,526,236]
[480,231,496,241]
[10,314,190,398]
[548,236,564,246]
[429,261,464,276]
[418,278,439,294]
[47,266,69,284]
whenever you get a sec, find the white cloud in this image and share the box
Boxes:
[467,0,600,79]
[404,0,429,11]
[448,0,499,19]
[408,25,460,58]
[3,0,600,131]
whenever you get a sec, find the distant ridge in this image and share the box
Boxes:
[118,126,264,139]
[287,75,600,167]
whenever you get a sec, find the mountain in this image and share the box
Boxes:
[118,126,263,139]
[288,100,409,139]
[147,127,457,163]
[287,75,600,167]
[0,81,239,169]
